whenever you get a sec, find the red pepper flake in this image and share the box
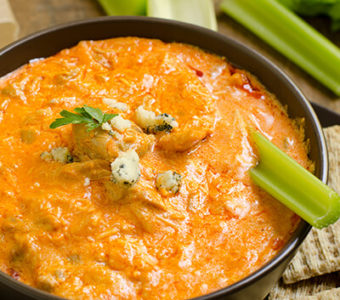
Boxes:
[229,65,236,75]
[188,65,204,77]
[9,268,20,280]
[240,76,264,99]
[252,92,265,99]
[195,69,204,77]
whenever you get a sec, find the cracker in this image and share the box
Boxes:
[300,288,340,300]
[324,126,340,199]
[281,126,340,284]
[269,272,339,300]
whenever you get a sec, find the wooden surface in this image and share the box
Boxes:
[9,0,340,113]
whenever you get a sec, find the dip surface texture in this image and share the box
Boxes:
[0,37,312,299]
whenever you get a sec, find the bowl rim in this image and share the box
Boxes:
[0,16,328,300]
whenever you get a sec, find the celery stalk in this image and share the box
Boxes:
[221,0,340,96]
[250,131,340,228]
[98,0,146,16]
[147,0,217,31]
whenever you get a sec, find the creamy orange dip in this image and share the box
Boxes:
[0,37,312,299]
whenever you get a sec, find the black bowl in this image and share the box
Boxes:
[0,16,328,300]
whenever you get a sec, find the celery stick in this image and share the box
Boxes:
[98,0,146,16]
[221,0,340,96]
[147,0,217,31]
[250,131,340,228]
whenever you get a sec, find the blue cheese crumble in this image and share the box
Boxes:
[101,122,112,131]
[156,170,182,194]
[103,98,129,111]
[41,147,73,163]
[110,115,132,132]
[135,106,178,134]
[111,149,140,187]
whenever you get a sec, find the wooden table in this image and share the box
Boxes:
[10,0,340,113]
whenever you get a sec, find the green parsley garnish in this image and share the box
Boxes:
[50,105,117,131]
